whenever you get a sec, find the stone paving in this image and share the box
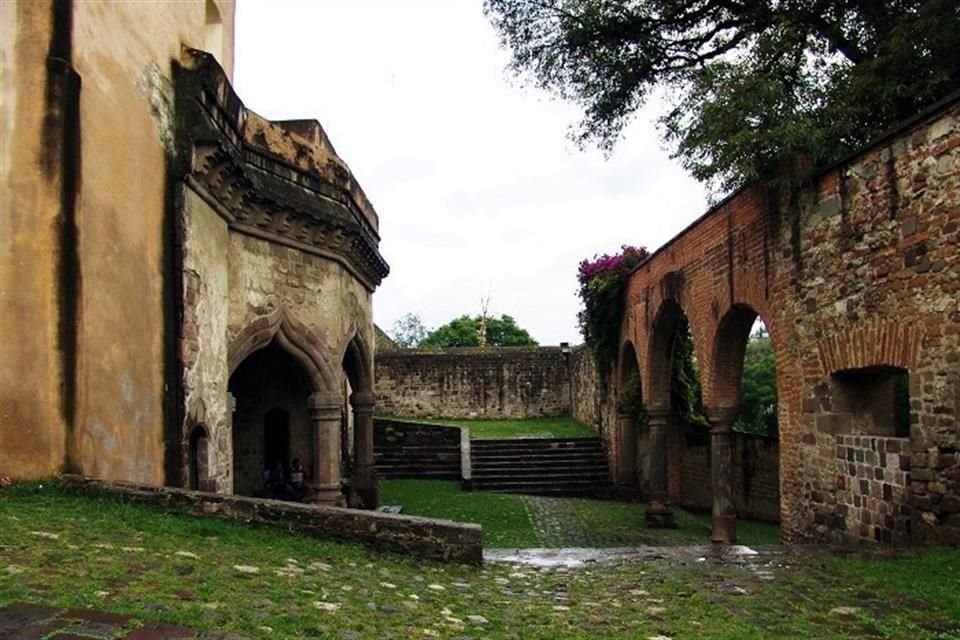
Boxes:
[0,602,247,639]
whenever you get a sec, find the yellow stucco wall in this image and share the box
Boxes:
[0,1,66,478]
[0,0,236,480]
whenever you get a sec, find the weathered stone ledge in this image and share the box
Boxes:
[59,475,483,565]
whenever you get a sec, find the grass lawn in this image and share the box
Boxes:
[2,483,959,639]
[380,479,781,547]
[381,416,596,439]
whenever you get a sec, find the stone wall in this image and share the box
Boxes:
[835,436,911,543]
[615,94,959,544]
[375,348,571,419]
[677,431,781,523]
[61,475,482,565]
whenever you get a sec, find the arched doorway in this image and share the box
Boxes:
[616,341,646,496]
[229,342,314,498]
[645,298,706,528]
[342,334,377,509]
[188,425,211,492]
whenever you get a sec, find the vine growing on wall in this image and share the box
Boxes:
[577,245,649,389]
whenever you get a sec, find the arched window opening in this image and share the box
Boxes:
[733,318,778,438]
[189,425,210,491]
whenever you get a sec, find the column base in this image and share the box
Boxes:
[645,502,677,528]
[711,514,737,544]
[351,465,379,510]
[309,484,344,507]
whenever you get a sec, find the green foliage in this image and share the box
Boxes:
[734,334,779,436]
[419,314,537,348]
[577,246,648,387]
[670,319,708,428]
[619,369,648,426]
[485,0,960,194]
[390,312,428,348]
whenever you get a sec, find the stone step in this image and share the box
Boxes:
[470,451,607,461]
[470,437,603,448]
[471,467,609,479]
[471,470,610,482]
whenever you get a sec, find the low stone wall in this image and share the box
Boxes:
[835,436,911,543]
[677,431,781,523]
[373,419,468,481]
[60,475,482,565]
[375,347,572,419]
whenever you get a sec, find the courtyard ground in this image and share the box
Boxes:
[381,416,596,439]
[380,479,780,547]
[2,484,959,639]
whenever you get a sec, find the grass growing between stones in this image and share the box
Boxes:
[2,483,959,640]
[381,480,781,547]
[381,416,596,439]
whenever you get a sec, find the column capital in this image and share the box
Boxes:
[646,404,670,426]
[308,391,342,409]
[350,391,376,412]
[706,406,738,431]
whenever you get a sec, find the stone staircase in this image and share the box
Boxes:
[469,437,612,497]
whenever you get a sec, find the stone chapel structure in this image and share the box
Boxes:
[0,0,388,507]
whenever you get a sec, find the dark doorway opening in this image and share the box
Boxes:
[264,408,291,475]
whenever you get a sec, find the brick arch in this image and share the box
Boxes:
[228,307,337,392]
[815,319,924,375]
[645,297,697,409]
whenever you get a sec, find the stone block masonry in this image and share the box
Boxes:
[835,436,911,543]
[375,347,571,419]
[60,475,483,565]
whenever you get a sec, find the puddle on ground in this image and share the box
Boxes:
[484,545,764,567]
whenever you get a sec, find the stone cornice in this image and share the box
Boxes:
[175,47,389,291]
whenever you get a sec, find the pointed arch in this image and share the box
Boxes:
[228,307,337,393]
[340,328,373,393]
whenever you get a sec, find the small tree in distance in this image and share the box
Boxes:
[390,313,429,348]
[420,314,538,348]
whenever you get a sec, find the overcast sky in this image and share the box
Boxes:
[234,0,709,345]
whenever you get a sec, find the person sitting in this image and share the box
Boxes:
[287,458,309,502]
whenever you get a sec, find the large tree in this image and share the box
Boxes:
[420,314,538,348]
[390,312,429,348]
[485,0,959,193]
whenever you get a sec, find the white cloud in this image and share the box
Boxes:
[234,0,708,344]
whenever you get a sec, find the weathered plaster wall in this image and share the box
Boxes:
[0,0,237,481]
[0,1,67,478]
[375,348,571,419]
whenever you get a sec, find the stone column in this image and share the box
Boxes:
[707,406,738,544]
[351,391,378,509]
[616,411,638,489]
[645,407,676,527]
[308,391,344,506]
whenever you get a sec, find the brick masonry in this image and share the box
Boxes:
[613,94,959,544]
[375,347,571,419]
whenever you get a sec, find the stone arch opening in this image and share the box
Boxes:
[229,341,314,498]
[188,424,211,492]
[709,308,783,542]
[616,341,647,495]
[644,299,706,528]
[342,333,378,509]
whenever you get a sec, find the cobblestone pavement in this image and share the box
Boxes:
[520,495,597,547]
[0,602,247,639]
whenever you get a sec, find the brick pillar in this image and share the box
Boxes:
[350,390,378,509]
[646,407,676,527]
[309,391,344,506]
[707,406,738,544]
